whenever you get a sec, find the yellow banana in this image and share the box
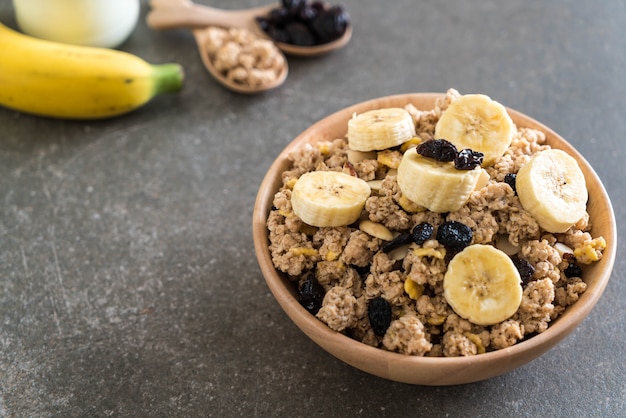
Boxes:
[0,22,184,119]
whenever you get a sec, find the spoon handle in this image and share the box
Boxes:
[146,0,275,32]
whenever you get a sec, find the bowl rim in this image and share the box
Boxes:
[252,92,617,384]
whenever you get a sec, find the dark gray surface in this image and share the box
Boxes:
[1,0,624,416]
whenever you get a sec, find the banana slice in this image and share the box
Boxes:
[347,108,416,151]
[396,147,482,213]
[291,171,371,227]
[516,148,588,233]
[444,245,522,326]
[434,94,515,166]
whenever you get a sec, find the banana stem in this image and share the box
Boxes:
[152,63,185,94]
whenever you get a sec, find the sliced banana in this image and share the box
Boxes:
[474,168,491,191]
[396,147,482,213]
[434,94,515,166]
[347,108,416,151]
[443,245,523,326]
[516,149,588,233]
[291,171,371,227]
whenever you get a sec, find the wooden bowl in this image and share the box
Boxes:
[252,93,617,385]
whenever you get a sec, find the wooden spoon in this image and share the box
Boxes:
[146,0,352,57]
[148,0,287,94]
[192,27,288,94]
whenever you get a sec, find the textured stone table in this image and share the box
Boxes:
[1,0,624,416]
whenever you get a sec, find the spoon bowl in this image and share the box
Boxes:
[191,27,288,94]
[147,0,352,57]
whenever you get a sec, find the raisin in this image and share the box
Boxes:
[416,139,457,162]
[510,256,535,285]
[382,232,412,253]
[436,221,472,251]
[562,252,576,262]
[256,16,271,32]
[454,148,484,170]
[412,222,434,245]
[285,22,316,46]
[298,5,319,22]
[564,263,583,278]
[269,7,291,25]
[311,5,350,43]
[282,0,307,12]
[298,274,325,315]
[260,2,350,46]
[310,1,326,11]
[504,173,517,194]
[368,297,392,336]
[267,26,291,43]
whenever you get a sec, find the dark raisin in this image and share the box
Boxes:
[261,2,350,46]
[368,297,392,336]
[298,5,319,22]
[436,221,473,251]
[412,222,434,245]
[267,26,291,43]
[311,5,349,43]
[564,263,583,278]
[282,0,306,13]
[382,232,412,253]
[454,148,484,170]
[310,1,326,11]
[269,7,291,25]
[562,252,576,262]
[416,139,457,162]
[298,274,325,315]
[256,16,271,31]
[504,173,517,194]
[510,256,535,285]
[285,22,316,46]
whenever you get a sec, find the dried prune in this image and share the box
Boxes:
[412,222,434,245]
[259,1,350,46]
[564,263,583,278]
[504,173,517,194]
[454,148,484,170]
[298,274,325,315]
[285,22,316,46]
[511,256,535,285]
[311,0,326,11]
[436,221,473,251]
[368,297,392,336]
[311,5,349,43]
[416,139,457,162]
[298,5,319,22]
[282,0,307,12]
[382,232,412,253]
[265,25,291,43]
[269,7,290,25]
